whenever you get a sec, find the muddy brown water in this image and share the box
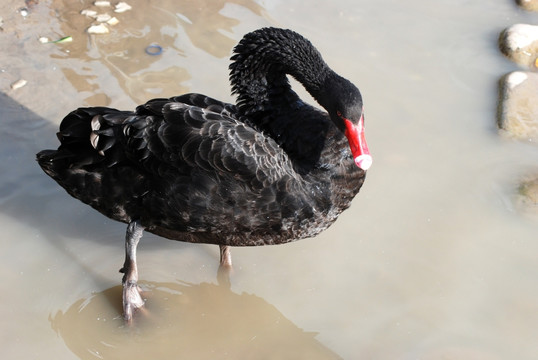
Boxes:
[1,0,537,359]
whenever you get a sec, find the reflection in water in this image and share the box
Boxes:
[172,0,265,58]
[50,281,341,360]
[49,0,266,105]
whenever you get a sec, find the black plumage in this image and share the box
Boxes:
[36,27,371,320]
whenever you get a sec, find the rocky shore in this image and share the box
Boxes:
[498,1,538,218]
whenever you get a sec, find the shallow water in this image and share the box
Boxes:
[1,0,538,359]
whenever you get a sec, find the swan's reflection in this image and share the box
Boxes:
[50,280,341,359]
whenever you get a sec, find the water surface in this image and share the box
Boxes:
[1,0,537,359]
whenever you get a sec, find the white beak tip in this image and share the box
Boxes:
[355,155,372,170]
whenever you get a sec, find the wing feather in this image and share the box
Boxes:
[121,98,293,188]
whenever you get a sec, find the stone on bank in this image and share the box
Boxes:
[498,71,538,141]
[499,24,538,68]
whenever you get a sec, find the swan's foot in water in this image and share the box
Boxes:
[122,280,145,322]
[119,220,145,322]
[217,245,233,288]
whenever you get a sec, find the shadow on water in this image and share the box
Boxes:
[0,91,86,236]
[50,280,342,360]
[0,91,132,293]
[0,91,125,247]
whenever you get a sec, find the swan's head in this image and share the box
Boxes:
[320,74,372,171]
[338,108,372,171]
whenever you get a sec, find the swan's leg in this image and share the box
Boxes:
[119,220,145,321]
[219,245,232,268]
[217,245,233,287]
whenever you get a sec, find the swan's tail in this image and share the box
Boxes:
[36,107,131,179]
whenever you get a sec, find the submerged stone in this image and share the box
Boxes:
[498,71,538,141]
[499,24,538,68]
[515,174,538,219]
[517,0,538,11]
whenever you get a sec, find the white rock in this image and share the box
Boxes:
[39,37,50,43]
[107,17,119,26]
[11,79,27,90]
[95,13,112,22]
[503,24,538,49]
[114,2,132,13]
[94,1,111,7]
[505,71,528,89]
[87,23,109,34]
[499,24,538,67]
[81,9,98,18]
[517,0,538,11]
[498,71,538,141]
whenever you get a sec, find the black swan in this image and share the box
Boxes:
[36,27,372,321]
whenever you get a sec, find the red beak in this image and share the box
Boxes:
[344,114,372,170]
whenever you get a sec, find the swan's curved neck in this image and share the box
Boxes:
[229,28,330,116]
